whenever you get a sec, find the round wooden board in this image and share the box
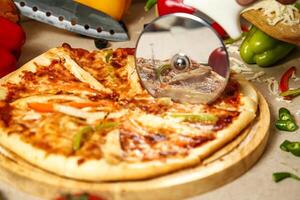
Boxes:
[0,92,270,200]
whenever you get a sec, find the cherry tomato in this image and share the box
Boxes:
[208,47,229,77]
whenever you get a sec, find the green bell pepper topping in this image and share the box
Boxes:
[95,121,119,131]
[295,3,300,10]
[104,50,113,63]
[280,87,300,98]
[72,126,94,151]
[273,172,300,183]
[278,107,293,121]
[156,63,172,82]
[275,107,298,132]
[72,122,119,151]
[275,120,298,132]
[280,140,300,157]
[239,26,295,67]
[170,113,218,123]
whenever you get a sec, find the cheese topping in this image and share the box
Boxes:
[54,105,106,124]
[242,0,300,26]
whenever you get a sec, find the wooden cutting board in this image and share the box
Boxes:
[0,92,270,200]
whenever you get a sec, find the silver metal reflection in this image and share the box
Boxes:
[135,13,230,104]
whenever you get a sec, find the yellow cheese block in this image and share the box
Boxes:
[74,0,131,21]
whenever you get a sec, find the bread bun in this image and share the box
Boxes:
[242,9,300,46]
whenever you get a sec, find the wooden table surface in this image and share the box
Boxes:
[1,1,300,200]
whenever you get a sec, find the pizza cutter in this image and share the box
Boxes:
[135,0,243,104]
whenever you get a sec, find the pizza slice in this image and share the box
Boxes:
[0,46,111,102]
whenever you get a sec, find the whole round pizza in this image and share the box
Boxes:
[0,44,258,181]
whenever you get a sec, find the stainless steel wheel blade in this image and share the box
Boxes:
[135,13,230,104]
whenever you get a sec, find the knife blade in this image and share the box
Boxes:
[14,0,129,41]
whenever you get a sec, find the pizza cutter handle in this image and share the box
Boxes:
[183,0,244,39]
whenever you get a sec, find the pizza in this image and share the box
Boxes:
[0,44,258,181]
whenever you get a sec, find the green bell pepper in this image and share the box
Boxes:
[239,26,295,67]
[170,113,219,123]
[272,172,300,183]
[275,107,298,132]
[278,107,294,121]
[280,140,300,157]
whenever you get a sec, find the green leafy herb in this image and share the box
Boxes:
[273,172,300,183]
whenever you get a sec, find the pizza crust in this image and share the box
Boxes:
[0,129,201,181]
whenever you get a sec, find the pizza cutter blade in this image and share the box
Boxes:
[135,13,230,104]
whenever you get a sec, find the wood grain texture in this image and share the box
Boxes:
[0,92,270,200]
[242,9,300,46]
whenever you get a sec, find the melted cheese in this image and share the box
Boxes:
[0,87,7,101]
[54,105,106,124]
[22,110,42,121]
[136,114,210,136]
[242,0,300,26]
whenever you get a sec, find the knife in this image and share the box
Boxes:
[14,0,129,41]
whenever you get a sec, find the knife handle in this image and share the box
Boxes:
[73,0,131,20]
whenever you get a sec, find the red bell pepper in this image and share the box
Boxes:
[279,66,296,93]
[0,16,26,52]
[0,16,26,78]
[0,47,17,77]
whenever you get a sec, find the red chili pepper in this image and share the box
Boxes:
[0,16,26,52]
[279,66,296,93]
[0,16,26,78]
